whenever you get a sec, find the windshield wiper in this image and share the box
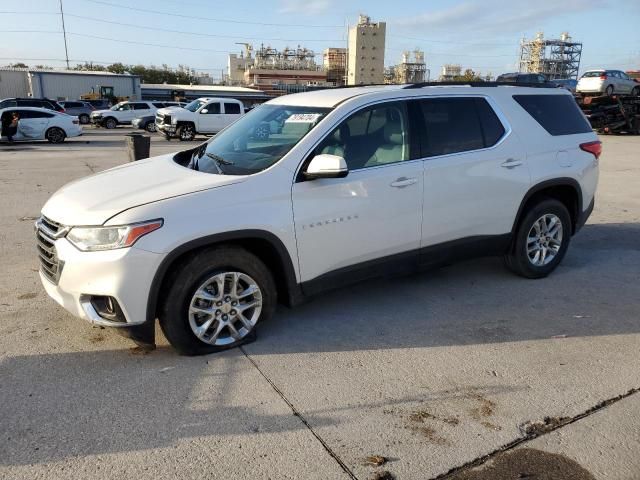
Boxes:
[206,152,234,174]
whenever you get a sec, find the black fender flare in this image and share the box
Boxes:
[145,229,302,326]
[511,177,583,235]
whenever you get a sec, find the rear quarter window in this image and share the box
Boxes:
[513,94,591,136]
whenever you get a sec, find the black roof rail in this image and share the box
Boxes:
[403,81,558,89]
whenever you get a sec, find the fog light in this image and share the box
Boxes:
[90,295,126,323]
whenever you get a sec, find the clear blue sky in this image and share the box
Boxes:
[1,0,638,79]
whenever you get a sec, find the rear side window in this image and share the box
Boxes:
[418,98,484,156]
[475,98,506,146]
[152,102,165,108]
[132,103,150,110]
[224,103,241,114]
[513,94,591,136]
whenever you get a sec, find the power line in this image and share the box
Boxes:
[66,32,232,53]
[83,0,344,28]
[64,13,343,42]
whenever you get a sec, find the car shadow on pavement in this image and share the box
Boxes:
[247,222,640,356]
[0,347,339,466]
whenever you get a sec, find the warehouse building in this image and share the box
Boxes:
[0,68,141,100]
[140,83,270,108]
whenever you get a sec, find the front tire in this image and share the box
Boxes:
[178,124,195,141]
[145,122,157,133]
[605,85,614,96]
[631,86,640,97]
[159,246,276,355]
[104,117,117,129]
[45,127,66,144]
[79,114,90,125]
[504,198,571,279]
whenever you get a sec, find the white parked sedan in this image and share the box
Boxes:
[0,107,82,143]
[577,69,640,96]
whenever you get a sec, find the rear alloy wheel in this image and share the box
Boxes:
[46,127,66,144]
[145,121,157,132]
[504,198,571,279]
[104,117,117,129]
[159,246,276,355]
[78,114,90,125]
[631,86,640,97]
[605,85,614,96]
[178,124,195,141]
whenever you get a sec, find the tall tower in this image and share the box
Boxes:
[347,14,386,86]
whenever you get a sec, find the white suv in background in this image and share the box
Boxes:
[37,84,600,355]
[90,101,159,129]
[577,69,640,96]
[155,97,244,141]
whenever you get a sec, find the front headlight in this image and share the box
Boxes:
[66,219,163,252]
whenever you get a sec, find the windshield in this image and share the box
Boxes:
[184,99,207,112]
[184,104,331,175]
[110,102,130,111]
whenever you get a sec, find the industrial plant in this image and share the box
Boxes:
[519,32,583,80]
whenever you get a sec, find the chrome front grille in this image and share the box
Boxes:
[35,216,66,284]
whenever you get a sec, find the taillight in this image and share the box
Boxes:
[599,74,607,80]
[580,141,602,159]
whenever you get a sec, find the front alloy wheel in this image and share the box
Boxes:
[159,246,276,355]
[104,117,117,129]
[188,272,262,346]
[145,122,157,132]
[178,124,195,141]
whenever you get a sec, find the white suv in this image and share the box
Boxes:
[577,69,640,96]
[37,84,600,355]
[155,97,244,141]
[90,101,158,129]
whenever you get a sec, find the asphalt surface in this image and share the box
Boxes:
[0,127,639,479]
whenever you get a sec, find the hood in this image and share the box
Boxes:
[42,154,245,225]
[157,107,181,116]
[91,109,111,116]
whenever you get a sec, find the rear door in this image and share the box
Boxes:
[13,110,51,140]
[222,102,242,127]
[129,102,152,122]
[198,101,223,133]
[417,97,530,247]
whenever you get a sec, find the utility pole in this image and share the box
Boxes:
[59,0,70,69]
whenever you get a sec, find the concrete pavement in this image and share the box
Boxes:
[0,128,638,479]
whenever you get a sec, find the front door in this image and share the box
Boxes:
[198,102,224,133]
[292,101,424,286]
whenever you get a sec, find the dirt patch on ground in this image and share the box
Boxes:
[368,470,395,480]
[409,410,460,426]
[446,448,596,480]
[469,394,496,420]
[89,333,105,344]
[17,293,37,300]
[410,425,450,446]
[363,455,387,467]
[522,416,571,436]
[129,346,153,355]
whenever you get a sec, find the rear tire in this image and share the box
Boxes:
[79,114,90,125]
[104,117,117,129]
[45,127,66,144]
[159,246,276,356]
[605,85,614,96]
[504,198,571,279]
[631,86,640,97]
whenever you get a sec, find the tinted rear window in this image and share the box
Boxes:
[224,103,241,114]
[417,97,505,157]
[513,94,591,136]
[581,71,603,78]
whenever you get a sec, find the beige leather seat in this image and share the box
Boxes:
[365,120,406,167]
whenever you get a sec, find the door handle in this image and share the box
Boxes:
[390,177,418,188]
[501,159,523,169]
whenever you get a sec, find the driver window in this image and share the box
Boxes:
[201,103,221,114]
[315,101,410,170]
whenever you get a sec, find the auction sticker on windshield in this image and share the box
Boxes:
[285,113,323,123]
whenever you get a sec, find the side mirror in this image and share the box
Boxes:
[201,109,208,114]
[304,154,349,180]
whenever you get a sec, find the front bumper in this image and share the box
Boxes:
[39,237,164,328]
[90,116,103,125]
[156,123,177,135]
